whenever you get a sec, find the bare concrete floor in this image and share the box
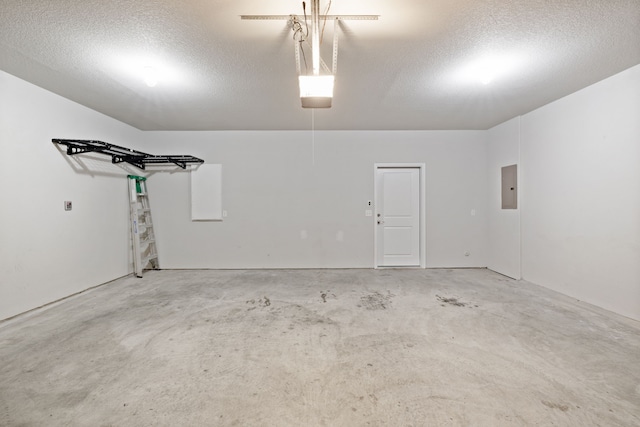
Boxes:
[1,268,639,426]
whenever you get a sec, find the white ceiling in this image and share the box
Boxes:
[1,0,639,130]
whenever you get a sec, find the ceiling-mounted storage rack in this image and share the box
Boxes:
[52,139,204,169]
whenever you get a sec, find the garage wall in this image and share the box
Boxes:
[519,64,640,320]
[142,130,488,269]
[486,118,521,279]
[0,70,141,320]
[4,63,638,322]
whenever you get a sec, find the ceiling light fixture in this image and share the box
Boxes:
[142,66,159,87]
[241,2,378,109]
[456,54,523,86]
[299,75,335,107]
[300,0,332,108]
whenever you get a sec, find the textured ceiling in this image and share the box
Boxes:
[1,0,639,130]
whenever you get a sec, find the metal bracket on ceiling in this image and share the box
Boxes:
[240,15,379,21]
[244,8,377,106]
[332,17,339,75]
[243,10,377,77]
[293,16,339,76]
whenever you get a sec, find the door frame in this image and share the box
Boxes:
[374,163,426,269]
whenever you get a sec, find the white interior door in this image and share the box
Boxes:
[376,167,420,267]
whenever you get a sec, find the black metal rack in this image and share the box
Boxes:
[52,139,204,170]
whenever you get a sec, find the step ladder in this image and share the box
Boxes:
[128,175,159,277]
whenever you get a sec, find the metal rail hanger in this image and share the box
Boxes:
[52,139,204,170]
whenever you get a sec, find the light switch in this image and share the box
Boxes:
[365,210,372,217]
[64,201,72,211]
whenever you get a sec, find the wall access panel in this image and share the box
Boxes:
[191,164,223,221]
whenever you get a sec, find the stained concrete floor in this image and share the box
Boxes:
[1,269,639,426]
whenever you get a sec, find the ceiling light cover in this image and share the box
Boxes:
[456,54,524,86]
[143,66,159,87]
[299,75,334,108]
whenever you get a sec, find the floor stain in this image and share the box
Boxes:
[436,295,467,307]
[320,290,336,303]
[359,291,394,310]
[245,297,271,309]
[541,400,570,412]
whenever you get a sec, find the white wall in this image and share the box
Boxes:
[0,71,488,320]
[0,70,142,320]
[486,118,521,279]
[5,62,638,322]
[519,64,640,320]
[142,130,488,269]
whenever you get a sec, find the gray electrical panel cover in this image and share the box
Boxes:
[501,164,518,209]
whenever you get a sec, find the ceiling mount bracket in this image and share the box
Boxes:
[243,4,378,109]
[332,17,339,75]
[241,15,379,21]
